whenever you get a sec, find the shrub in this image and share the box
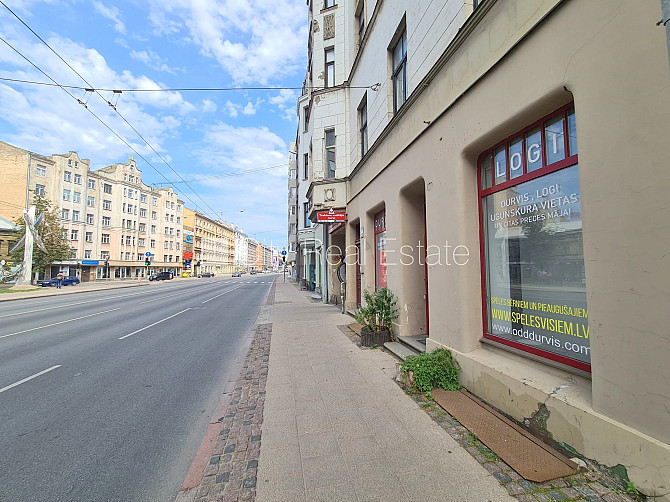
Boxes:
[401,348,461,392]
[354,287,399,334]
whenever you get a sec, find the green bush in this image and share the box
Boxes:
[401,348,461,392]
[354,287,398,334]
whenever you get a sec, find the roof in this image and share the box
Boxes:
[0,215,20,231]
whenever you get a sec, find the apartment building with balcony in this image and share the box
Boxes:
[183,208,235,276]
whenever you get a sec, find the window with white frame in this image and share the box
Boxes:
[359,96,368,157]
[88,179,95,189]
[73,191,81,203]
[36,165,46,176]
[70,229,78,241]
[72,210,80,221]
[84,250,92,259]
[325,47,335,88]
[103,200,112,210]
[85,231,93,243]
[103,183,112,194]
[64,171,71,182]
[325,129,336,178]
[74,174,82,184]
[87,196,95,207]
[101,234,110,244]
[63,189,71,201]
[86,213,94,224]
[102,216,111,227]
[35,184,45,196]
[62,209,69,220]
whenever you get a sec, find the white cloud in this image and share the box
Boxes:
[0,30,198,166]
[129,49,179,74]
[201,99,217,113]
[268,89,297,108]
[92,1,126,35]
[146,0,308,84]
[224,100,239,118]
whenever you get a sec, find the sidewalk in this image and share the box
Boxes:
[257,280,514,502]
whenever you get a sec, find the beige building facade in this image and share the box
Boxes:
[299,0,670,497]
[184,208,234,276]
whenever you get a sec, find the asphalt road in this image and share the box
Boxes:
[0,274,277,502]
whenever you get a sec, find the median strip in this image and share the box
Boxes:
[119,308,192,340]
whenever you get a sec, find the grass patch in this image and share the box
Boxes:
[0,287,42,293]
[401,348,461,392]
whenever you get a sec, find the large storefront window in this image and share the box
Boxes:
[479,104,589,372]
[374,210,387,290]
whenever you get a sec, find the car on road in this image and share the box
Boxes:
[149,271,173,281]
[249,270,258,275]
[198,272,214,278]
[40,276,80,287]
[232,271,242,277]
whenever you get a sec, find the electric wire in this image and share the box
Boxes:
[0,1,223,222]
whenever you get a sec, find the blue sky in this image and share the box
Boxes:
[0,0,308,249]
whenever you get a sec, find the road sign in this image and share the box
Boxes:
[145,252,151,257]
[281,250,287,256]
[316,208,346,222]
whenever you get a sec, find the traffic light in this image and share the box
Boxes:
[145,259,150,266]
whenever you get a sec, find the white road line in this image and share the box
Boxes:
[0,308,121,340]
[201,285,244,304]
[0,291,144,319]
[119,308,192,340]
[0,365,61,394]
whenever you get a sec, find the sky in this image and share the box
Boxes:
[0,0,308,249]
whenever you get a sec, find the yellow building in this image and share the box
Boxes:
[184,208,235,275]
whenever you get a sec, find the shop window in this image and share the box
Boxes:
[374,209,387,290]
[478,104,588,372]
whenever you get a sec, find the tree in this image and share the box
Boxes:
[11,194,70,275]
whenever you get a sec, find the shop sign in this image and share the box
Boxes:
[81,260,99,265]
[183,251,194,260]
[317,208,346,222]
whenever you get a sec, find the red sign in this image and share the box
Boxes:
[316,208,346,222]
[183,252,194,260]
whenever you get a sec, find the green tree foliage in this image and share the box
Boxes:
[11,194,70,274]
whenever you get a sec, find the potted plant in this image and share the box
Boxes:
[354,287,399,347]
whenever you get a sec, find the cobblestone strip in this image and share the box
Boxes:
[406,393,640,502]
[192,323,272,502]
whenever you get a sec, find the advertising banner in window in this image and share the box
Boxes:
[482,164,589,365]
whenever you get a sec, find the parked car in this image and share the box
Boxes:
[232,271,242,277]
[198,272,214,278]
[149,271,173,281]
[250,270,258,275]
[40,276,80,287]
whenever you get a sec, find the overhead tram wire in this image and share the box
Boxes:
[0,37,213,219]
[150,162,285,186]
[0,77,381,93]
[0,1,223,222]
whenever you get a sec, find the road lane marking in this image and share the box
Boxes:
[201,285,244,304]
[0,365,61,394]
[119,308,192,339]
[0,308,121,340]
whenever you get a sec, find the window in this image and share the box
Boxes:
[62,209,69,220]
[303,153,309,180]
[35,184,45,196]
[128,189,134,198]
[324,0,335,8]
[85,232,93,243]
[139,223,146,232]
[478,105,588,372]
[73,192,81,203]
[290,205,296,216]
[290,224,297,235]
[140,193,147,203]
[88,179,95,189]
[164,254,168,262]
[325,129,336,178]
[177,217,181,224]
[127,204,133,214]
[126,236,132,245]
[84,250,92,259]
[140,208,146,217]
[101,234,110,244]
[165,214,169,222]
[70,230,78,241]
[151,239,156,248]
[391,30,407,113]
[138,238,145,247]
[87,196,95,207]
[64,171,71,182]
[63,189,71,201]
[325,48,335,88]
[153,197,157,206]
[72,210,80,221]
[303,106,310,132]
[36,165,46,176]
[74,174,82,184]
[164,241,169,249]
[86,213,94,224]
[70,248,77,259]
[100,251,110,260]
[356,1,365,45]
[103,183,112,194]
[103,200,112,210]
[171,202,175,210]
[165,226,169,235]
[151,225,156,234]
[152,211,157,220]
[102,216,111,227]
[290,187,297,198]
[290,169,297,180]
[374,210,387,290]
[304,203,312,227]
[129,175,134,183]
[359,97,368,156]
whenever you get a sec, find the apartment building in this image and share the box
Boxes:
[286,143,299,276]
[0,141,184,280]
[183,208,235,276]
[294,0,670,496]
